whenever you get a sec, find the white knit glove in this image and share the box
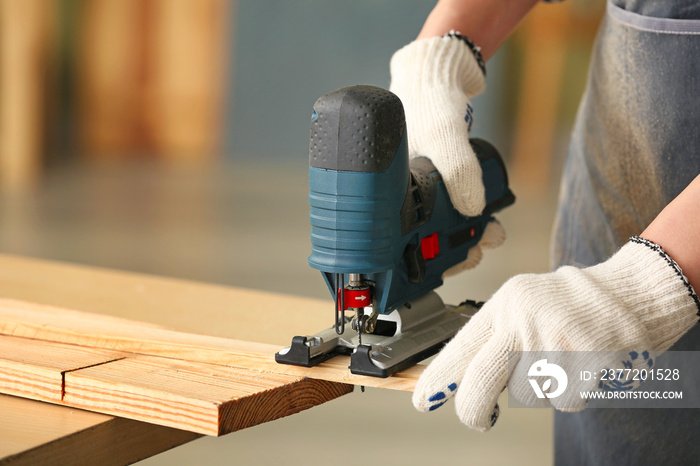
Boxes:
[413,237,700,431]
[390,34,486,217]
[443,218,505,277]
[390,34,498,272]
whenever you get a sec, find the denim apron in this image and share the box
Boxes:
[550,1,700,464]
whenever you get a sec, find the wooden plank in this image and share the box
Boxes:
[76,0,142,158]
[76,0,229,161]
[0,0,53,190]
[0,297,423,391]
[0,253,331,346]
[64,355,352,436]
[0,335,124,402]
[0,334,352,436]
[147,0,229,160]
[0,394,200,466]
[0,254,421,438]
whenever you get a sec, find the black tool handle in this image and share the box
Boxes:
[309,85,405,173]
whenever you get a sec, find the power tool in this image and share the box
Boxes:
[276,85,514,377]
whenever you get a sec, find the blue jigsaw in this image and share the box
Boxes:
[276,85,514,377]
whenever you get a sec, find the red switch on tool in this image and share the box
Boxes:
[421,233,440,260]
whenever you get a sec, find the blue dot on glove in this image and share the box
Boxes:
[428,392,446,402]
[426,383,459,411]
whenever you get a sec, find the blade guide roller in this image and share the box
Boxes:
[276,85,515,377]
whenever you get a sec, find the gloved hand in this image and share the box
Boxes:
[444,218,505,277]
[390,34,486,217]
[412,236,700,431]
[390,33,497,271]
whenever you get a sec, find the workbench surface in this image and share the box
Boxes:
[0,394,199,465]
[0,253,354,464]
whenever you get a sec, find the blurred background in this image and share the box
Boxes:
[0,0,604,464]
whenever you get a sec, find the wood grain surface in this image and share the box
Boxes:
[0,331,353,436]
[64,355,353,436]
[0,297,424,391]
[0,254,422,438]
[0,335,124,402]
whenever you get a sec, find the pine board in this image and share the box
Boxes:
[0,253,336,345]
[0,254,423,439]
[0,335,124,402]
[64,356,352,436]
[0,334,352,436]
[0,297,424,391]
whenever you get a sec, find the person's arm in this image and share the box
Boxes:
[417,0,540,60]
[642,174,700,291]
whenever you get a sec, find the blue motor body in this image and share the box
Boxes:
[307,85,514,315]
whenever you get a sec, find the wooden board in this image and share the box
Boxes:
[147,0,229,160]
[0,297,424,392]
[76,0,229,161]
[0,394,200,466]
[0,253,332,345]
[0,254,422,437]
[0,0,53,191]
[63,356,352,435]
[64,356,351,436]
[0,333,352,436]
[0,335,124,402]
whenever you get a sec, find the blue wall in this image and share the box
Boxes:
[227,1,507,163]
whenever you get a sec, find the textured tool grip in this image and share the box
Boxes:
[309,85,405,172]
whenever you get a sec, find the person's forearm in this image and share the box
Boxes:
[417,0,540,60]
[641,175,700,291]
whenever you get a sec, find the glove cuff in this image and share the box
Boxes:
[595,237,700,350]
[443,31,486,77]
[628,236,700,315]
[390,35,486,99]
